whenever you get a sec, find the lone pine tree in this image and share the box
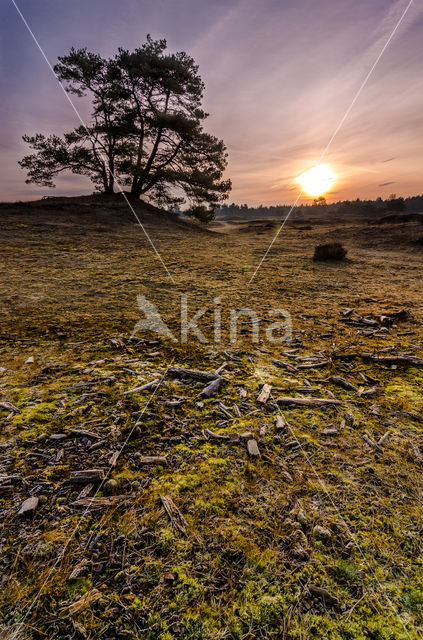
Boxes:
[19,36,231,220]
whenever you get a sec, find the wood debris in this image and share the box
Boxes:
[124,378,160,394]
[60,588,102,618]
[204,428,228,440]
[247,439,260,457]
[69,469,104,485]
[200,377,222,397]
[68,428,102,440]
[275,415,287,431]
[18,496,39,517]
[276,396,341,407]
[408,443,422,464]
[272,359,298,372]
[308,584,339,606]
[328,375,358,392]
[168,367,220,382]
[68,559,90,581]
[138,455,167,465]
[160,495,187,533]
[71,495,131,510]
[257,383,272,404]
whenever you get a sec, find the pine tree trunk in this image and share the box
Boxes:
[130,185,142,198]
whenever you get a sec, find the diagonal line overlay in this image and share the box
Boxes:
[11,0,176,284]
[9,361,175,639]
[249,0,414,283]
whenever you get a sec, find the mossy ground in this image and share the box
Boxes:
[0,198,422,639]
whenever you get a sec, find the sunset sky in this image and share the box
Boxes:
[0,0,422,204]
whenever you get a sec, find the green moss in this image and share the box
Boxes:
[400,586,423,614]
[385,377,423,412]
[333,558,361,585]
[171,564,202,601]
[65,576,93,598]
[11,400,59,433]
[158,528,177,551]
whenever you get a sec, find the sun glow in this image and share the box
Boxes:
[297,164,335,197]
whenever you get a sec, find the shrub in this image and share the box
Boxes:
[185,204,215,223]
[313,242,347,261]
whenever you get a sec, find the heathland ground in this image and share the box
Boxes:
[0,195,422,639]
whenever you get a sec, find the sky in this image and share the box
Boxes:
[0,0,422,205]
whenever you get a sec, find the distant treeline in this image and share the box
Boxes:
[215,194,423,220]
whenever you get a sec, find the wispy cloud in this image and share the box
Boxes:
[1,0,422,202]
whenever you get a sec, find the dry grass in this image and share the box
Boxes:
[0,196,422,639]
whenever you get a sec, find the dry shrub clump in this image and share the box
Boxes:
[313,242,347,261]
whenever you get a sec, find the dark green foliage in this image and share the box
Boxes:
[19,36,231,220]
[313,242,347,261]
[387,195,406,212]
[215,195,423,222]
[185,204,216,223]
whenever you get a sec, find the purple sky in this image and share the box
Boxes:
[1,0,422,204]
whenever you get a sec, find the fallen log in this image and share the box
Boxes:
[0,485,14,496]
[358,386,379,397]
[200,377,222,397]
[395,410,423,424]
[204,428,229,441]
[124,379,160,394]
[0,474,21,486]
[408,443,423,464]
[378,431,391,446]
[328,376,358,393]
[168,367,220,382]
[360,353,423,367]
[272,359,298,373]
[69,469,104,485]
[138,456,167,465]
[276,396,341,407]
[76,483,94,500]
[332,352,423,367]
[108,451,120,467]
[297,361,328,370]
[218,403,234,419]
[322,428,338,436]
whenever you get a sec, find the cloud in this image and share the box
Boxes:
[1,0,423,202]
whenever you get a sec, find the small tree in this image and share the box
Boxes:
[19,37,231,220]
[387,194,405,212]
[313,243,347,261]
[185,204,216,223]
[313,196,327,206]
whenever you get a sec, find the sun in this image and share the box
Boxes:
[297,164,335,197]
